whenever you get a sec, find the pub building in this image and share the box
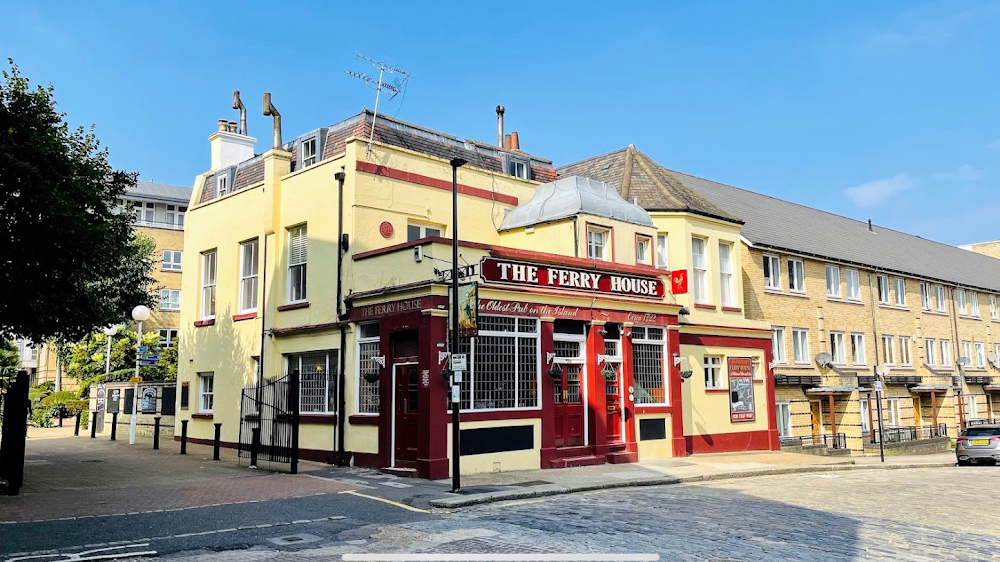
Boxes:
[176,108,778,478]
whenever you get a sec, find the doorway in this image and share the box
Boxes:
[392,362,419,465]
[603,336,625,445]
[809,400,823,436]
[553,329,586,448]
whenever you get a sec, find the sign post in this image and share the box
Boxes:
[449,157,467,494]
[874,365,888,463]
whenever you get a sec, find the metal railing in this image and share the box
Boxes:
[871,423,947,444]
[779,433,847,450]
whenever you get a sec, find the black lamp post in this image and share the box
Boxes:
[450,156,467,493]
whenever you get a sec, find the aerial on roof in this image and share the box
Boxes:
[128,180,192,204]
[556,145,741,224]
[500,175,654,231]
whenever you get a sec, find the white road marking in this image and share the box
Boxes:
[6,542,156,561]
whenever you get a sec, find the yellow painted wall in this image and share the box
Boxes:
[635,413,673,460]
[445,418,542,475]
[681,343,769,437]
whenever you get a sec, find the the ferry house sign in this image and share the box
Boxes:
[480,257,665,299]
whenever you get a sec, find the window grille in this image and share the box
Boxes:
[453,315,539,411]
[632,326,665,404]
[288,351,338,413]
[358,341,380,414]
[554,340,581,358]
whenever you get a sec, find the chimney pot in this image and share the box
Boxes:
[218,119,228,132]
[228,121,238,133]
[510,131,520,151]
[504,134,512,150]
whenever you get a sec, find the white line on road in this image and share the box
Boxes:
[341,556,660,561]
[5,543,156,562]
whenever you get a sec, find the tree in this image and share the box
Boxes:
[0,338,18,393]
[0,60,155,343]
[64,330,176,398]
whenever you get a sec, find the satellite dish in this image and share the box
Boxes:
[814,352,833,367]
[989,352,998,364]
[875,364,890,377]
[956,357,971,367]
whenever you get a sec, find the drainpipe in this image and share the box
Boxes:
[572,217,579,258]
[867,270,885,462]
[335,169,348,465]
[257,232,269,391]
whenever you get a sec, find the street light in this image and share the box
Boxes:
[449,156,466,494]
[129,305,150,445]
[102,325,119,377]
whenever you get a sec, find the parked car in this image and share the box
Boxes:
[956,424,1000,466]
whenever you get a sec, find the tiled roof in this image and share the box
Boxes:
[556,146,741,224]
[128,181,191,204]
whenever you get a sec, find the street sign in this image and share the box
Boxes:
[138,346,149,353]
[140,354,160,361]
[874,380,883,393]
[138,361,158,367]
[130,376,144,383]
[451,354,467,371]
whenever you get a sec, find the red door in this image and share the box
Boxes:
[394,363,419,463]
[604,361,623,443]
[554,363,585,447]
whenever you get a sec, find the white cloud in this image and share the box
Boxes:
[844,174,915,208]
[933,164,983,181]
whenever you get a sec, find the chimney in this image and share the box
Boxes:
[227,121,238,133]
[504,134,512,149]
[209,119,257,171]
[496,105,505,148]
[218,119,228,132]
[868,219,873,232]
[509,131,520,151]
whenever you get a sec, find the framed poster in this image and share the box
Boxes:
[141,387,157,414]
[727,357,755,422]
[449,282,478,337]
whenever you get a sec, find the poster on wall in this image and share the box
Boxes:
[727,357,755,422]
[141,387,157,414]
[449,282,478,337]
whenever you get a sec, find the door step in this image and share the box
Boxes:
[607,441,628,453]
[549,455,606,469]
[380,467,418,478]
[606,451,638,464]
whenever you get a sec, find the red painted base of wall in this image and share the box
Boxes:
[684,429,779,454]
[417,457,450,480]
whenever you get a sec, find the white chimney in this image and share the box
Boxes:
[209,122,257,171]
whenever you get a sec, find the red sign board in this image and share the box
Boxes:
[480,257,665,300]
[671,270,688,294]
[727,357,756,422]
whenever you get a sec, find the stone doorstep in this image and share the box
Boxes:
[427,461,957,509]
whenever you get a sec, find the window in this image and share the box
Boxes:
[200,251,217,319]
[792,329,809,364]
[159,289,181,311]
[692,237,708,303]
[941,340,951,367]
[763,255,781,289]
[787,259,805,292]
[772,327,786,364]
[893,278,906,307]
[656,234,669,269]
[632,326,667,404]
[920,282,931,310]
[933,285,945,312]
[991,295,998,320]
[776,402,792,437]
[587,227,609,261]
[287,351,339,413]
[287,225,307,303]
[825,265,841,298]
[703,355,723,389]
[970,292,980,317]
[876,275,889,304]
[964,395,978,420]
[199,373,214,413]
[239,239,259,313]
[216,175,228,197]
[995,343,1000,364]
[899,336,911,365]
[885,398,901,427]
[406,223,442,241]
[454,316,540,410]
[830,332,845,364]
[846,269,860,300]
[636,236,651,265]
[178,206,186,227]
[357,322,381,414]
[166,204,176,225]
[860,398,870,434]
[851,333,866,365]
[507,157,528,179]
[882,335,895,365]
[719,242,734,307]
[144,201,154,222]
[925,338,936,366]
[301,137,317,167]
[162,250,182,271]
[975,342,986,368]
[159,329,179,348]
[957,289,968,315]
[962,341,973,364]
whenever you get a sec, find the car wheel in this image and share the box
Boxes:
[957,459,972,466]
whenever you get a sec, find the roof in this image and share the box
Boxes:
[661,167,1000,293]
[500,176,654,231]
[128,181,191,204]
[556,146,741,224]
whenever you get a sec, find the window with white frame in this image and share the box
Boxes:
[941,340,951,366]
[216,175,228,197]
[632,326,667,403]
[301,137,317,167]
[846,269,860,300]
[925,338,936,366]
[934,285,946,312]
[893,278,906,307]
[636,236,651,265]
[994,343,1000,364]
[199,373,214,413]
[703,355,723,389]
[991,295,998,320]
[763,254,780,289]
[920,282,931,311]
[454,316,540,410]
[970,291,980,317]
[357,322,380,414]
[877,275,890,304]
[787,259,805,292]
[825,265,841,298]
[692,237,709,303]
[719,242,734,307]
[406,223,442,241]
[588,227,610,261]
[829,332,846,364]
[772,327,786,364]
[964,395,978,420]
[162,250,182,271]
[850,333,866,365]
[957,289,968,315]
[975,342,986,368]
[899,336,911,365]
[885,398,901,427]
[860,398,870,433]
[776,402,792,437]
[287,225,307,303]
[792,328,809,364]
[159,289,180,311]
[287,351,339,413]
[507,157,528,179]
[656,234,669,269]
[882,335,895,365]
[239,239,259,313]
[159,329,179,348]
[962,341,972,364]
[200,250,216,319]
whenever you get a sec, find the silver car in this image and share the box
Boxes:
[956,424,1000,465]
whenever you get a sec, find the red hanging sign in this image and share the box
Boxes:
[480,257,665,300]
[671,270,688,294]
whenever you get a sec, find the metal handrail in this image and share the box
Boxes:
[779,432,847,449]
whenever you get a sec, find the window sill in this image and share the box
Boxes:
[878,304,908,311]
[233,312,258,322]
[194,319,215,327]
[349,415,380,426]
[764,289,809,299]
[192,412,213,420]
[721,306,742,313]
[634,404,672,414]
[300,413,337,424]
[705,388,729,393]
[694,303,716,310]
[160,308,180,312]
[958,315,983,321]
[278,301,310,312]
[827,297,864,306]
[925,310,949,316]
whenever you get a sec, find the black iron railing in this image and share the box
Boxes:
[871,423,947,444]
[779,433,847,450]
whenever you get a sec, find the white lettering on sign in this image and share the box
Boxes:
[358,298,423,319]
[480,257,664,299]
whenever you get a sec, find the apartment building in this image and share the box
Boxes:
[961,239,1000,260]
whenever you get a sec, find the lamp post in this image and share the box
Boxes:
[449,156,466,493]
[102,325,119,376]
[129,305,150,445]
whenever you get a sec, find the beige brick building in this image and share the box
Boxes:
[961,239,1000,260]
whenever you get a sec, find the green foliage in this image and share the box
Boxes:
[42,390,88,418]
[0,59,156,343]
[32,403,54,428]
[69,330,177,398]
[0,338,18,392]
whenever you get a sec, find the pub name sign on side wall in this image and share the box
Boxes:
[480,257,666,299]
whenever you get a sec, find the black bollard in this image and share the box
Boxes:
[59,414,64,428]
[180,419,188,455]
[90,411,97,439]
[110,412,118,441]
[74,412,81,436]
[153,416,161,450]
[250,427,261,468]
[213,422,222,461]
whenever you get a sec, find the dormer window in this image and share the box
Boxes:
[504,154,529,179]
[217,174,228,197]
[587,226,610,261]
[301,137,317,167]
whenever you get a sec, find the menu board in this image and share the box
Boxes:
[728,357,756,422]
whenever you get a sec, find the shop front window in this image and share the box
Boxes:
[632,326,667,404]
[454,316,540,411]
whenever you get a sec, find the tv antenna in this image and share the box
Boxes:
[346,53,411,157]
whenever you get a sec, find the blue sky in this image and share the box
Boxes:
[3,1,999,245]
